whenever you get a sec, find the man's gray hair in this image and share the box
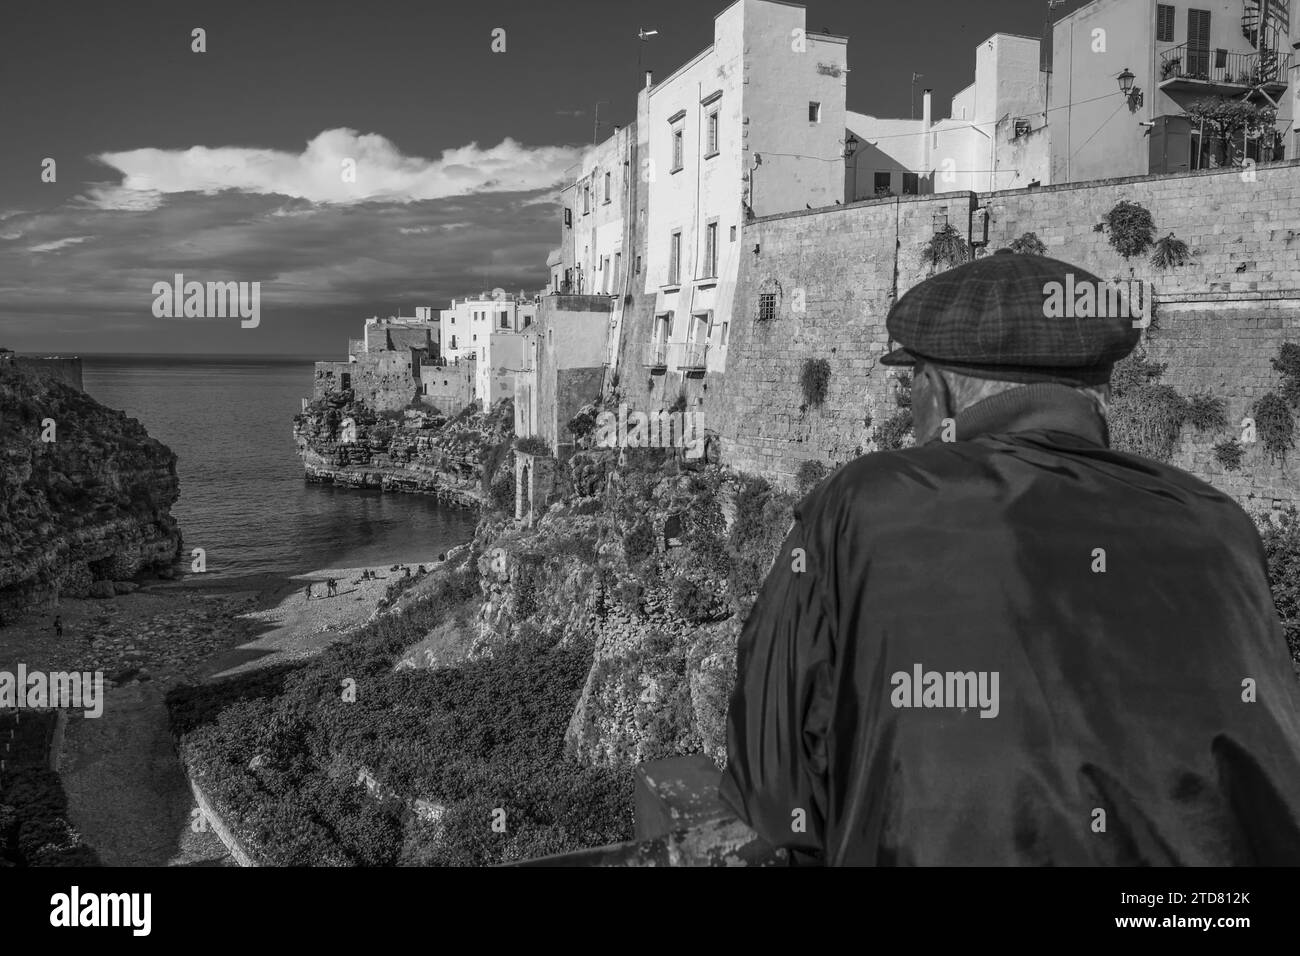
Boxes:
[932,365,1110,418]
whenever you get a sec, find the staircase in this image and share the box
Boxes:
[1242,0,1291,80]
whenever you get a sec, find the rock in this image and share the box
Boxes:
[112,581,139,595]
[88,581,116,599]
[0,360,182,610]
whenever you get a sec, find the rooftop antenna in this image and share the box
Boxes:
[910,72,924,119]
[638,28,659,90]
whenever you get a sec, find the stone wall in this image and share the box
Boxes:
[707,160,1300,510]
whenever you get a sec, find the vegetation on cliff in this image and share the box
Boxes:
[0,358,181,608]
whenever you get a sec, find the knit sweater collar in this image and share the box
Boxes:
[929,382,1109,447]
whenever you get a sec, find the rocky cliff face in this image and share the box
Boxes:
[0,359,182,610]
[293,396,513,508]
[457,449,794,770]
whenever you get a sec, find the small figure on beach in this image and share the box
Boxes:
[53,615,63,639]
[304,582,312,602]
[417,565,427,575]
[402,566,411,578]
[327,578,338,597]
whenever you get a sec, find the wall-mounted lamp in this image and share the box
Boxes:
[1117,68,1144,110]
[753,243,761,255]
[844,132,860,158]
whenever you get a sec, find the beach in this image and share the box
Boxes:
[0,559,440,866]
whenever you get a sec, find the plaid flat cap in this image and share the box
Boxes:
[880,249,1142,386]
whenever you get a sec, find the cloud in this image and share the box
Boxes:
[398,223,469,235]
[87,129,582,208]
[28,235,93,253]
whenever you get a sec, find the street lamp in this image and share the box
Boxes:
[1117,67,1143,109]
[844,132,860,158]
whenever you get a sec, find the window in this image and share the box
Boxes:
[472,334,477,342]
[524,314,532,327]
[669,231,681,285]
[450,335,457,348]
[703,221,718,278]
[672,127,684,171]
[720,321,729,347]
[874,172,892,195]
[758,292,776,323]
[564,207,572,227]
[604,171,611,203]
[902,172,919,195]
[583,183,591,214]
[730,225,736,241]
[635,254,642,274]
[808,101,821,123]
[1156,4,1175,42]
[706,111,719,156]
[499,313,509,328]
[1187,9,1211,77]
[614,252,621,287]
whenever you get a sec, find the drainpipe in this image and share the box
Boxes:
[922,89,933,188]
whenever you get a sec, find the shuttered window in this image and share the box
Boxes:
[1187,9,1211,77]
[1156,4,1175,43]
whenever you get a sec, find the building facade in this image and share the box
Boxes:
[1049,0,1295,183]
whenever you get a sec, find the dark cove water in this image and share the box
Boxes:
[81,354,480,581]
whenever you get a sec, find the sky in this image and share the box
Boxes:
[0,0,1093,356]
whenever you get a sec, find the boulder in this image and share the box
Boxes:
[88,580,116,599]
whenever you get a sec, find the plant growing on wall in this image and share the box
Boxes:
[1184,392,1227,432]
[1253,391,1295,463]
[921,223,970,272]
[669,393,688,414]
[1150,232,1191,270]
[1100,200,1156,259]
[875,410,913,450]
[1008,232,1048,256]
[800,358,831,409]
[1213,437,1246,472]
[1271,342,1300,405]
[796,459,829,495]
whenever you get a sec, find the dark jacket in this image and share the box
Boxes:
[719,382,1300,865]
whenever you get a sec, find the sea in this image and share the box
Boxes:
[80,354,480,583]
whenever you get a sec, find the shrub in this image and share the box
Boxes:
[1109,384,1190,463]
[670,571,729,624]
[1253,392,1294,463]
[1184,392,1227,432]
[1271,343,1300,406]
[1258,509,1300,668]
[1008,232,1047,256]
[514,435,551,457]
[1110,351,1167,398]
[488,467,516,514]
[1150,232,1190,270]
[876,410,913,450]
[797,459,829,496]
[800,358,831,409]
[921,223,970,272]
[1102,200,1156,259]
[1213,438,1245,472]
[567,409,597,441]
[622,517,657,562]
[668,393,688,414]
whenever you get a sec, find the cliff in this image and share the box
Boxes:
[292,395,514,508]
[0,358,182,610]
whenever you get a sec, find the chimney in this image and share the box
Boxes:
[644,70,654,89]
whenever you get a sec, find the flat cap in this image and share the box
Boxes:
[880,250,1142,386]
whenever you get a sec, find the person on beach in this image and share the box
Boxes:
[327,578,338,597]
[721,250,1300,866]
[304,582,312,602]
[53,615,63,639]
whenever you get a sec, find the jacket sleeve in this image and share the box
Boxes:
[718,517,833,860]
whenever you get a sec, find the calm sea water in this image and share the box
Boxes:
[80,354,479,582]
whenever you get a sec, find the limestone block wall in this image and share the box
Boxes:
[706,160,1300,509]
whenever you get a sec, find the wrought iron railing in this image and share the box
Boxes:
[1159,42,1290,86]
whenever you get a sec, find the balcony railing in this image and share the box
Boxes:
[642,341,669,367]
[676,340,708,372]
[1159,43,1290,91]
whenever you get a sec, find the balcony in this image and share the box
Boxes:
[1159,43,1290,97]
[642,341,669,368]
[676,340,709,373]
